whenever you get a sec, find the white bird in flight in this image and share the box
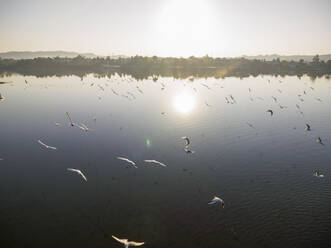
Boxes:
[67,168,87,181]
[38,140,57,150]
[66,112,75,126]
[78,123,93,132]
[144,160,167,167]
[117,157,137,168]
[112,235,144,248]
[208,196,225,208]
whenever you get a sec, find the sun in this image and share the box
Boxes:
[173,92,196,114]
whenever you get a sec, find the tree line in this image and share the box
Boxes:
[0,54,330,80]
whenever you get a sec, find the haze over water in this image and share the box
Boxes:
[0,73,330,247]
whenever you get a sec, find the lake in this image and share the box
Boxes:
[0,73,330,248]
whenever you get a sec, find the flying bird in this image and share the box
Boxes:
[67,168,87,181]
[127,92,136,99]
[246,122,255,129]
[201,83,210,90]
[78,123,92,132]
[205,101,211,107]
[266,109,273,116]
[208,196,225,208]
[66,112,75,126]
[316,137,324,145]
[117,157,137,168]
[182,136,194,153]
[111,88,119,95]
[136,86,143,94]
[144,160,167,167]
[313,170,324,178]
[38,140,57,150]
[229,94,236,103]
[112,235,144,247]
[305,124,311,131]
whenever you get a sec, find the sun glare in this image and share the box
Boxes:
[157,0,216,57]
[173,92,196,114]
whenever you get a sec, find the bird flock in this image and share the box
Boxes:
[1,75,329,247]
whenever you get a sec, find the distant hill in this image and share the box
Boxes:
[1,51,330,62]
[242,54,331,62]
[0,51,99,59]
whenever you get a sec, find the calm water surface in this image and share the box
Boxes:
[0,74,330,248]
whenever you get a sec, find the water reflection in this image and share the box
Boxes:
[0,73,330,248]
[173,91,196,114]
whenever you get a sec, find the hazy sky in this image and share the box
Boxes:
[0,0,330,57]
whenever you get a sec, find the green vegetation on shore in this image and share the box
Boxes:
[0,55,330,80]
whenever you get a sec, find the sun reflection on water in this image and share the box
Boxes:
[173,91,196,114]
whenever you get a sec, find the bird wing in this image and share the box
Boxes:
[78,171,87,181]
[38,140,48,148]
[155,161,167,167]
[117,157,137,168]
[112,235,127,244]
[47,145,57,150]
[66,112,74,125]
[128,241,145,246]
[144,160,166,167]
[126,159,135,166]
[182,137,190,147]
[131,163,138,169]
[209,196,222,204]
[77,124,85,130]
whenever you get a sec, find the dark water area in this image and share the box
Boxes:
[0,73,330,248]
